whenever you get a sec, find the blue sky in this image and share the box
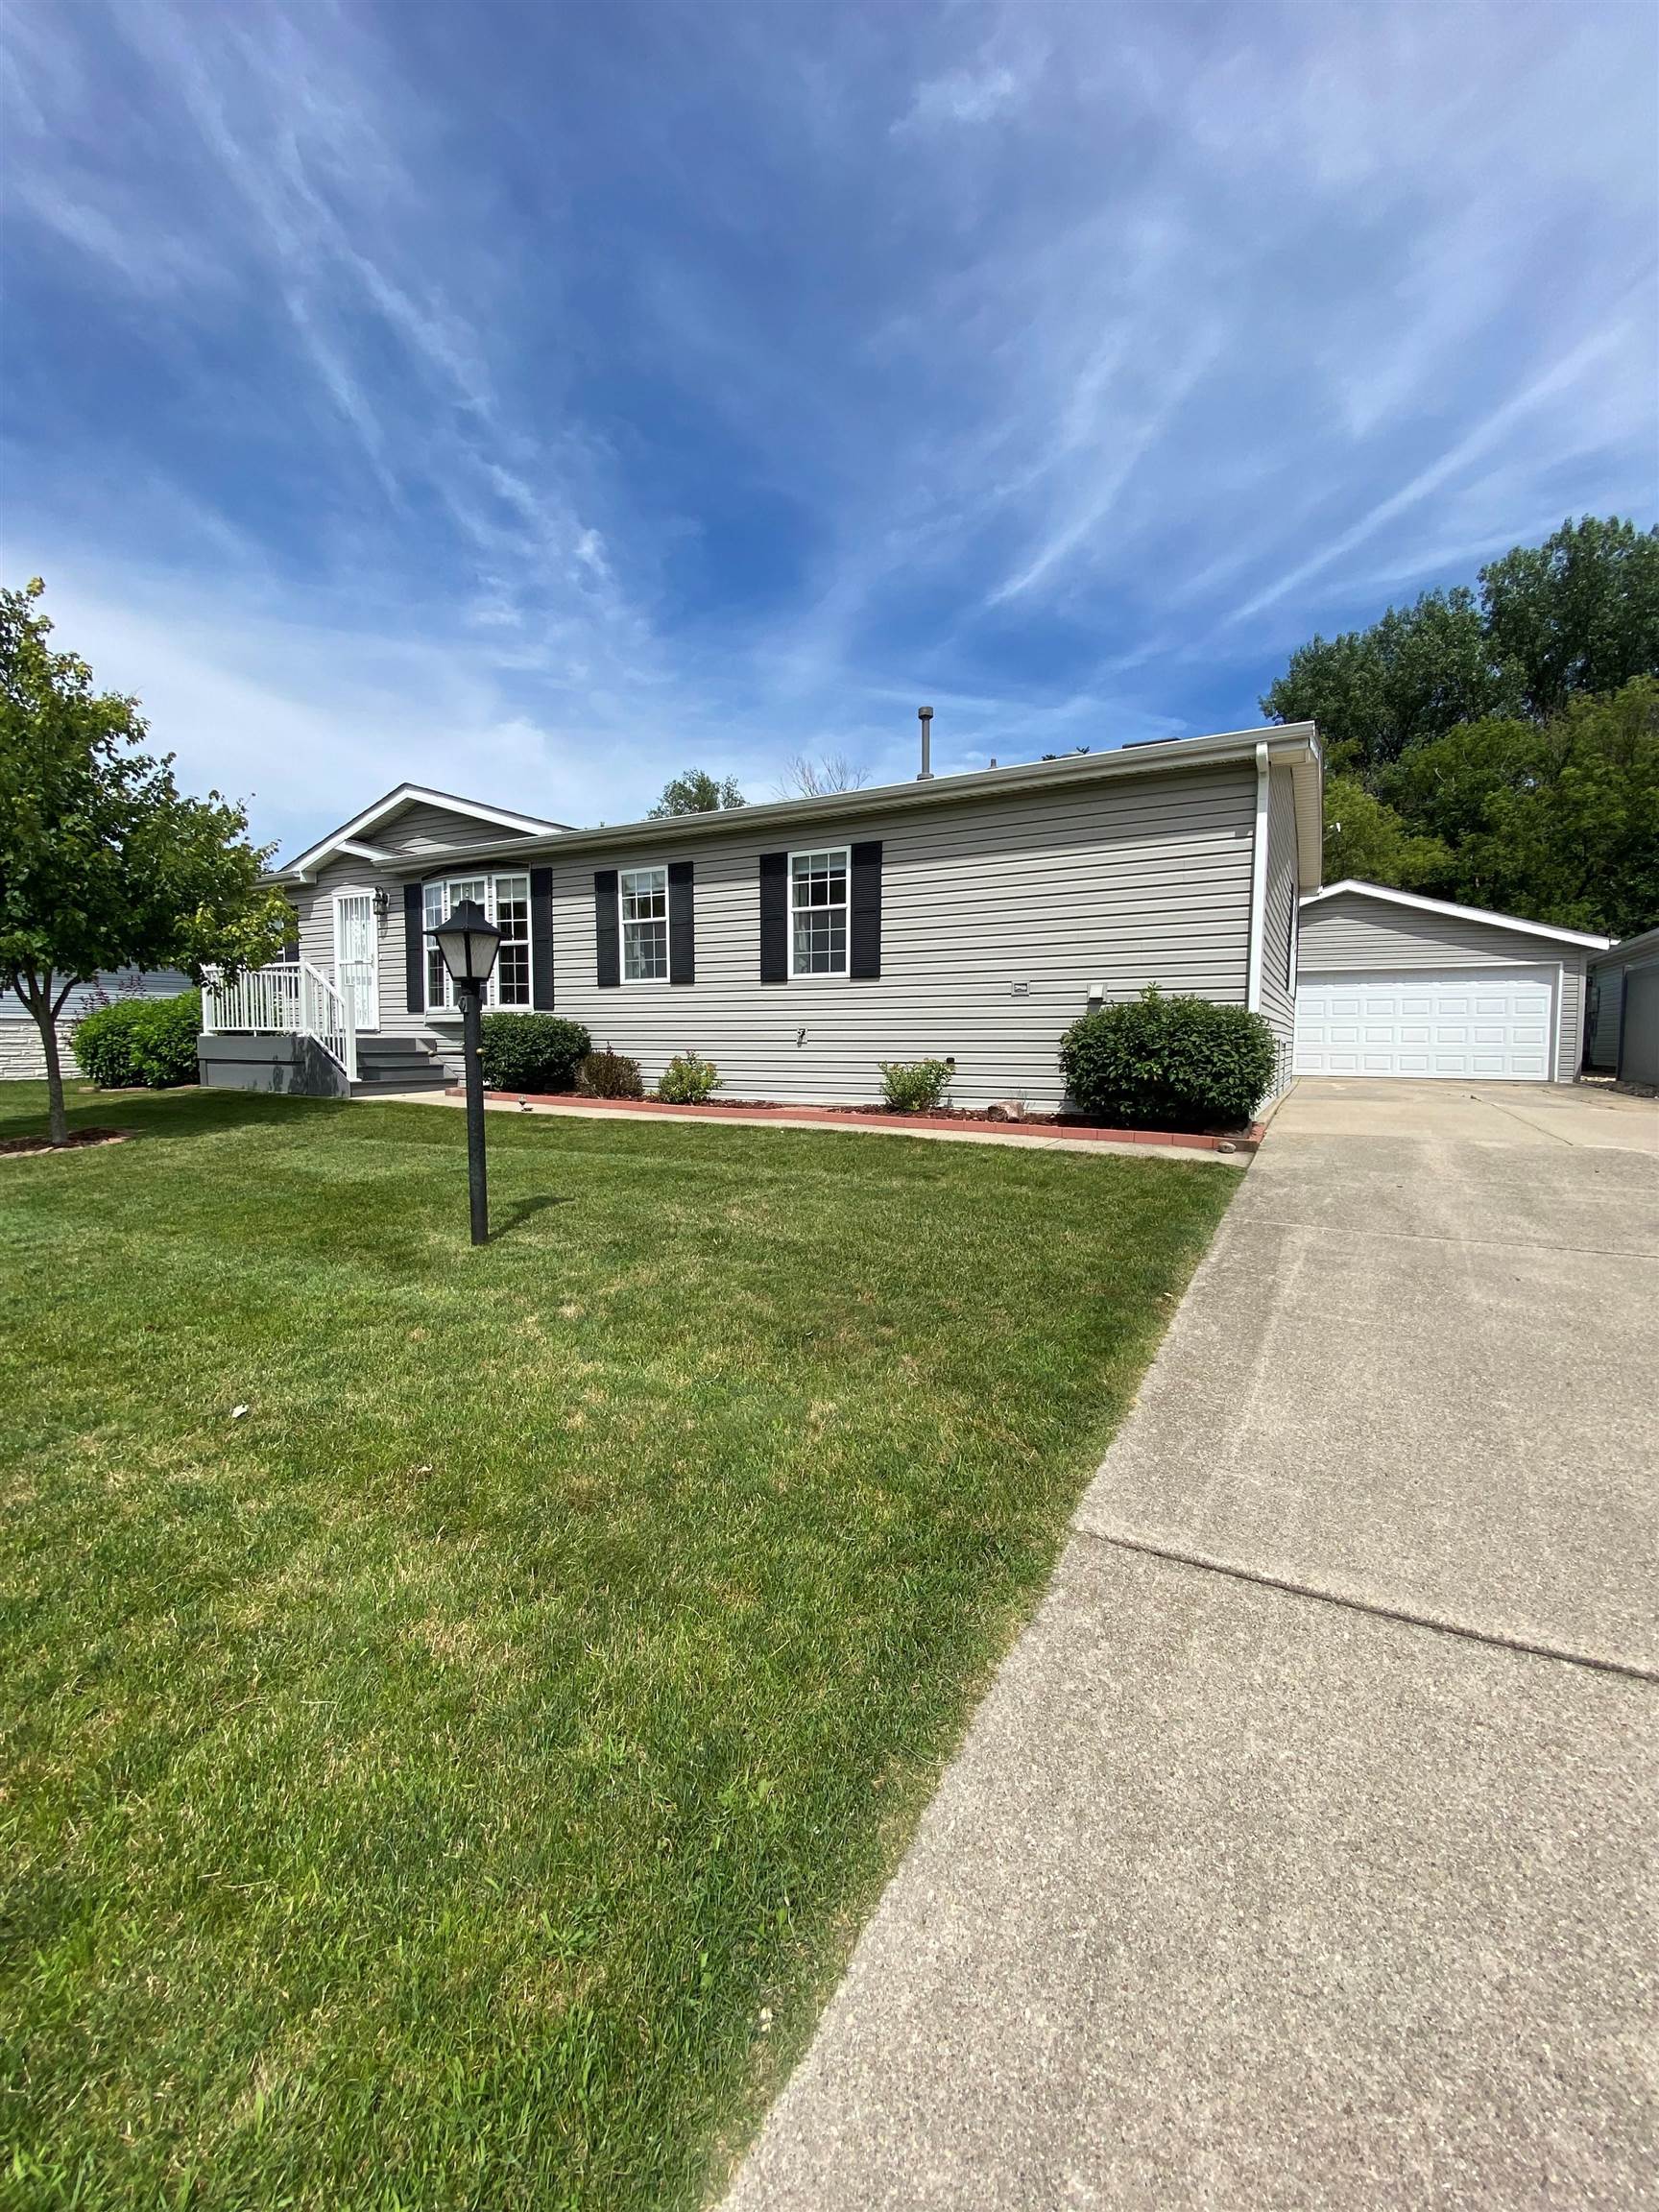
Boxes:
[3,1,1655,860]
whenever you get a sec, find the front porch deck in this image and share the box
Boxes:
[199,963,451,1097]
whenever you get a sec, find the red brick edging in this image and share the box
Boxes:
[448,1087,1262,1155]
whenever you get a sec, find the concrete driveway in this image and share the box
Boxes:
[726,1081,1658,2211]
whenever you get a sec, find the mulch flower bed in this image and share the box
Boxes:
[0,1127,132,1161]
[461,1088,1262,1154]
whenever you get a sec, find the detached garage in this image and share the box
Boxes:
[1295,880,1609,1083]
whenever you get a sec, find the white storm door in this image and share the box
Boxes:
[333,891,380,1031]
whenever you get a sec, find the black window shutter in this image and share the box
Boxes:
[667,860,694,985]
[594,869,620,987]
[758,852,788,982]
[850,841,882,979]
[530,866,555,1007]
[402,880,426,1013]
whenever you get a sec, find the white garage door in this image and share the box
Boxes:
[1295,968,1556,1080]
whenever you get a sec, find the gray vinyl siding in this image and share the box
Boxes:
[288,763,1258,1110]
[1256,765,1300,1091]
[373,803,545,858]
[1298,891,1589,1080]
[1,968,192,1080]
[1589,930,1659,1083]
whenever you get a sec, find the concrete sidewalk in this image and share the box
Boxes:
[726,1083,1658,2210]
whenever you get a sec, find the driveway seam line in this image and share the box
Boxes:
[1074,1525,1659,1684]
[1242,1216,1659,1260]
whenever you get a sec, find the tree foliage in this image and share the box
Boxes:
[0,578,291,1142]
[1263,517,1659,938]
[648,768,746,818]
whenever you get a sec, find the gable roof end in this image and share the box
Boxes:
[1301,879,1611,950]
[277,784,573,882]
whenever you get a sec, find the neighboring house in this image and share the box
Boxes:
[1586,925,1659,1087]
[0,970,193,1081]
[198,730,1321,1110]
[1294,881,1609,1082]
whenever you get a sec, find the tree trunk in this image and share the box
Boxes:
[38,1003,68,1145]
[13,969,72,1145]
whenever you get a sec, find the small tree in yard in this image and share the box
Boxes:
[0,579,292,1145]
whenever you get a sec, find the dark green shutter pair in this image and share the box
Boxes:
[593,863,695,988]
[402,870,556,1012]
[759,842,882,981]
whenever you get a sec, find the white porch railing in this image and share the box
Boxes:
[202,958,357,1082]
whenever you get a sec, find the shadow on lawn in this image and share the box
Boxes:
[488,1192,577,1242]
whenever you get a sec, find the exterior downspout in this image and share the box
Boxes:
[1245,740,1270,1014]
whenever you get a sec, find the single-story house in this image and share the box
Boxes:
[0,970,193,1081]
[1586,925,1659,1087]
[199,725,1322,1111]
[1293,880,1610,1083]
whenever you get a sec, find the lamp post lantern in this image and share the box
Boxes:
[427,897,501,1245]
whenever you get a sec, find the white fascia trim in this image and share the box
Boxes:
[1246,742,1270,1012]
[281,784,572,881]
[335,839,397,864]
[1300,878,1610,951]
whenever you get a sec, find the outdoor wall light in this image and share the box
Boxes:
[373,885,391,922]
[428,898,502,1246]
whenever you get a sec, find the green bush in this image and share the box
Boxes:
[656,1052,721,1105]
[576,1047,645,1100]
[1059,987,1275,1130]
[74,991,203,1090]
[878,1058,952,1114]
[478,1012,591,1094]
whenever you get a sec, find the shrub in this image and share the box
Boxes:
[72,999,147,1088]
[1059,987,1275,1130]
[479,1012,591,1094]
[576,1047,645,1100]
[878,1058,952,1114]
[126,990,203,1088]
[656,1051,721,1105]
[74,990,203,1090]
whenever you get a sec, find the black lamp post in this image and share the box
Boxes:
[427,898,501,1245]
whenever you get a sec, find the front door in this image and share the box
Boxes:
[333,891,380,1031]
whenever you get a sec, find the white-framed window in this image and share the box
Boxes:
[422,873,533,1011]
[789,847,849,976]
[493,875,531,1006]
[620,866,668,981]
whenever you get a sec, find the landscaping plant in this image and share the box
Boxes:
[0,578,289,1143]
[1060,987,1276,1130]
[655,1051,721,1104]
[73,989,203,1089]
[878,1058,952,1114]
[576,1046,646,1099]
[478,1011,591,1094]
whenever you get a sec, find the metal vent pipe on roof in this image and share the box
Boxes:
[917,704,934,781]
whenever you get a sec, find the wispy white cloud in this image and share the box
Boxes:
[1,0,1653,851]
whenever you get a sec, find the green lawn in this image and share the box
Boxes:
[1,1083,1234,2211]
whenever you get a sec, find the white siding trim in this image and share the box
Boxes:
[1301,878,1609,950]
[1245,741,1270,1014]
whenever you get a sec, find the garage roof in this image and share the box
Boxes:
[1302,880,1610,951]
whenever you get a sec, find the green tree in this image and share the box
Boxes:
[1321,772,1452,892]
[1479,515,1659,720]
[1261,586,1507,777]
[0,579,291,1143]
[648,768,746,817]
[1381,678,1659,938]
